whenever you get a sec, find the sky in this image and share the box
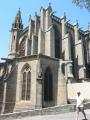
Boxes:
[0,0,90,61]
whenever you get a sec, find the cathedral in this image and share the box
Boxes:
[0,4,90,114]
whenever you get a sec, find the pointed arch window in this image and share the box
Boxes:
[22,65,31,100]
[69,33,75,77]
[88,41,90,62]
[22,72,26,100]
[54,26,61,58]
[26,71,31,100]
[19,38,26,56]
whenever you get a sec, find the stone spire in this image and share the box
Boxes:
[12,8,23,29]
[8,9,23,59]
[48,2,52,11]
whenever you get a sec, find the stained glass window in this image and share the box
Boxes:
[22,72,26,100]
[19,39,26,56]
[54,26,61,58]
[21,66,31,101]
[26,71,31,100]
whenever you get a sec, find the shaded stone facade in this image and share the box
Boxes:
[0,4,90,113]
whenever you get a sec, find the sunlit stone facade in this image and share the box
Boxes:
[0,4,90,113]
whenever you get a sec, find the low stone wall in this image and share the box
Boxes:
[0,103,90,120]
[68,82,90,100]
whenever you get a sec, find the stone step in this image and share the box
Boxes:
[14,103,35,112]
[0,103,90,120]
[0,104,77,120]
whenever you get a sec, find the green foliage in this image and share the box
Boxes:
[72,0,90,11]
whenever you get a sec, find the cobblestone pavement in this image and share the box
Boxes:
[13,109,90,120]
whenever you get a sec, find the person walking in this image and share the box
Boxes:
[76,92,87,120]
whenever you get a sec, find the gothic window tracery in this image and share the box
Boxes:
[21,65,31,101]
[87,41,90,62]
[34,36,38,54]
[19,38,26,56]
[69,33,75,77]
[28,40,32,55]
[54,26,61,58]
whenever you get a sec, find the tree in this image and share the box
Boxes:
[72,0,90,11]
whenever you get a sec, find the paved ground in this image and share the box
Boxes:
[13,109,90,120]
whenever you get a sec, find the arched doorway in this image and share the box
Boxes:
[42,67,53,108]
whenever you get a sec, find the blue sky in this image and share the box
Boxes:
[0,0,90,60]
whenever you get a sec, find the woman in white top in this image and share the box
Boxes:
[76,92,87,120]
